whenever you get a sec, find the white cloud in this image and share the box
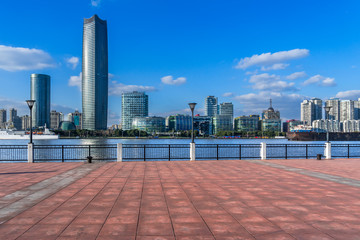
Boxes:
[109,81,157,96]
[286,71,307,80]
[261,63,289,71]
[68,72,82,90]
[248,73,297,92]
[0,45,55,71]
[335,90,360,100]
[66,57,79,69]
[303,75,336,87]
[222,92,234,97]
[233,91,306,119]
[161,75,187,85]
[235,49,309,70]
[91,0,101,7]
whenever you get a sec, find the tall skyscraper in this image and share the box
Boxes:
[31,74,50,128]
[82,14,108,130]
[121,91,148,130]
[325,98,340,120]
[0,109,6,128]
[300,98,322,125]
[205,96,218,117]
[9,108,17,122]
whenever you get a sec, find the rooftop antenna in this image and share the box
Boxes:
[270,99,272,108]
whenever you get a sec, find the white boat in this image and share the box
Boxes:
[0,127,59,140]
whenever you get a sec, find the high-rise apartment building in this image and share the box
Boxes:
[21,115,31,130]
[300,98,322,125]
[121,91,148,130]
[31,74,50,128]
[354,98,360,120]
[205,96,218,117]
[0,109,6,128]
[50,110,61,130]
[340,100,354,122]
[82,15,108,130]
[325,98,340,121]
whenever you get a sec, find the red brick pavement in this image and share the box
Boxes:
[0,160,360,239]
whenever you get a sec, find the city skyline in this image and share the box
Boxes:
[1,1,360,125]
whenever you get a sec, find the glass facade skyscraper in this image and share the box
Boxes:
[82,14,108,130]
[121,91,148,130]
[30,74,50,128]
[205,96,218,117]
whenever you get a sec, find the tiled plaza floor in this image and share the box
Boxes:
[0,159,360,239]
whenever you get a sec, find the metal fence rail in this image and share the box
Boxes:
[332,144,360,158]
[0,145,28,162]
[2,143,360,162]
[196,144,261,160]
[34,145,117,162]
[266,144,324,159]
[122,144,189,161]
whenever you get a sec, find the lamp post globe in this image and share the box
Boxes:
[188,103,197,143]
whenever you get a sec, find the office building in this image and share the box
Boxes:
[82,14,108,130]
[261,99,281,132]
[166,115,192,131]
[205,96,218,117]
[9,108,17,123]
[31,74,50,128]
[121,91,148,130]
[50,110,61,130]
[300,98,322,125]
[213,115,233,134]
[234,115,260,132]
[68,110,82,129]
[262,99,280,120]
[194,115,213,135]
[283,119,303,132]
[132,116,165,134]
[219,102,234,117]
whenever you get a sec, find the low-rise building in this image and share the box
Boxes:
[132,116,165,134]
[312,120,340,132]
[234,115,260,132]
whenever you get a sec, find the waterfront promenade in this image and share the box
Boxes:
[1,159,360,239]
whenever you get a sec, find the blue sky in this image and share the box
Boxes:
[1,0,360,125]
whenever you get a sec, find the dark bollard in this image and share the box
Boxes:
[317,154,322,160]
[87,156,93,163]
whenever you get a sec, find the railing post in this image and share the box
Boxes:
[168,145,171,161]
[88,145,91,157]
[27,143,34,163]
[144,145,146,161]
[239,145,242,160]
[190,142,196,161]
[217,145,219,160]
[325,142,331,160]
[285,144,288,159]
[62,145,64,162]
[306,145,308,159]
[117,143,123,162]
[348,144,350,158]
[260,142,266,160]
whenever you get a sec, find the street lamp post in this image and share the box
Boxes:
[324,106,332,143]
[188,103,197,143]
[26,100,36,144]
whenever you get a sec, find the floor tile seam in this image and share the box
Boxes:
[52,163,120,238]
[249,160,360,189]
[0,164,102,211]
[94,163,138,239]
[134,162,146,239]
[0,163,95,204]
[164,163,219,239]
[2,163,105,228]
[155,162,176,239]
[196,168,343,240]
